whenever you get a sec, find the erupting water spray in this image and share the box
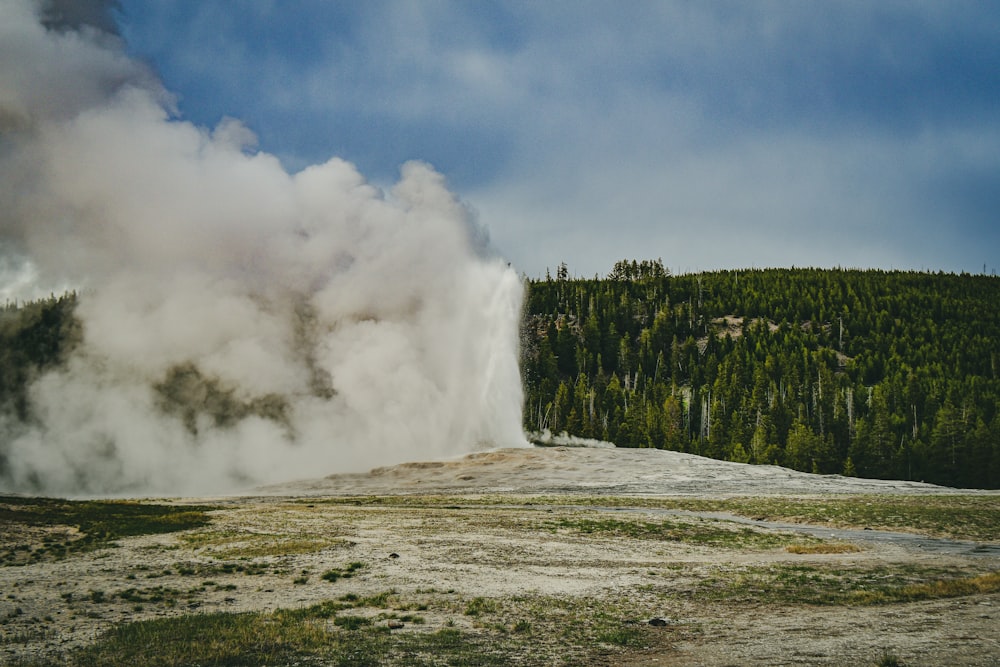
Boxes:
[0,0,527,495]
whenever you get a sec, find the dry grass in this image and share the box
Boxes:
[785,542,862,554]
[849,570,1000,605]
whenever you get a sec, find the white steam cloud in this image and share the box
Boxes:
[0,0,527,495]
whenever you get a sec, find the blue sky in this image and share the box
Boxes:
[113,1,1000,278]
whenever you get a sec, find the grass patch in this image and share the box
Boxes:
[179,529,346,559]
[276,591,399,622]
[545,514,804,550]
[464,596,499,616]
[524,494,1000,542]
[115,586,186,606]
[0,496,214,565]
[311,494,1000,541]
[66,610,334,667]
[596,625,646,647]
[850,570,1000,605]
[38,607,535,666]
[322,561,366,583]
[7,586,677,666]
[1,625,59,645]
[786,542,862,554]
[689,564,1000,606]
[875,650,907,666]
[697,495,1000,542]
[333,615,372,630]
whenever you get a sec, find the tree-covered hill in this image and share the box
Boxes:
[523,261,1000,488]
[2,264,998,489]
[1,293,80,421]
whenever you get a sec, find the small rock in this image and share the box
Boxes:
[648,617,670,627]
[387,620,404,629]
[388,553,400,559]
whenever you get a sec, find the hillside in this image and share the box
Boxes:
[523,263,1000,488]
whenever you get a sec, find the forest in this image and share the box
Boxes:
[523,261,1000,489]
[2,262,999,488]
[0,292,80,422]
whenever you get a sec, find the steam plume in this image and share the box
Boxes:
[0,0,526,495]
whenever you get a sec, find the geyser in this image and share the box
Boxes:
[0,0,527,495]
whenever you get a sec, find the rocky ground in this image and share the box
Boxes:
[263,445,976,497]
[2,445,999,666]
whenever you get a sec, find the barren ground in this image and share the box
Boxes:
[3,446,999,666]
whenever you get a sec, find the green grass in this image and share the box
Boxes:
[544,515,802,549]
[67,609,335,666]
[332,615,373,630]
[875,650,907,666]
[0,495,214,565]
[14,566,996,666]
[149,560,274,578]
[179,528,347,559]
[322,561,366,582]
[687,564,1000,606]
[23,598,549,666]
[596,625,647,647]
[0,625,58,646]
[277,592,658,664]
[463,596,499,616]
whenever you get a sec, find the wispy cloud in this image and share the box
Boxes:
[40,1,1000,277]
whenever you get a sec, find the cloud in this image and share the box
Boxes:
[0,0,526,495]
[40,0,122,35]
[59,0,992,287]
[449,3,1000,276]
[473,120,1000,277]
[0,1,150,131]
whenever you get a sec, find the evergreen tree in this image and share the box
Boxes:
[522,266,1000,488]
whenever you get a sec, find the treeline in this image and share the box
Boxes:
[1,293,80,420]
[523,261,1000,489]
[3,266,999,489]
